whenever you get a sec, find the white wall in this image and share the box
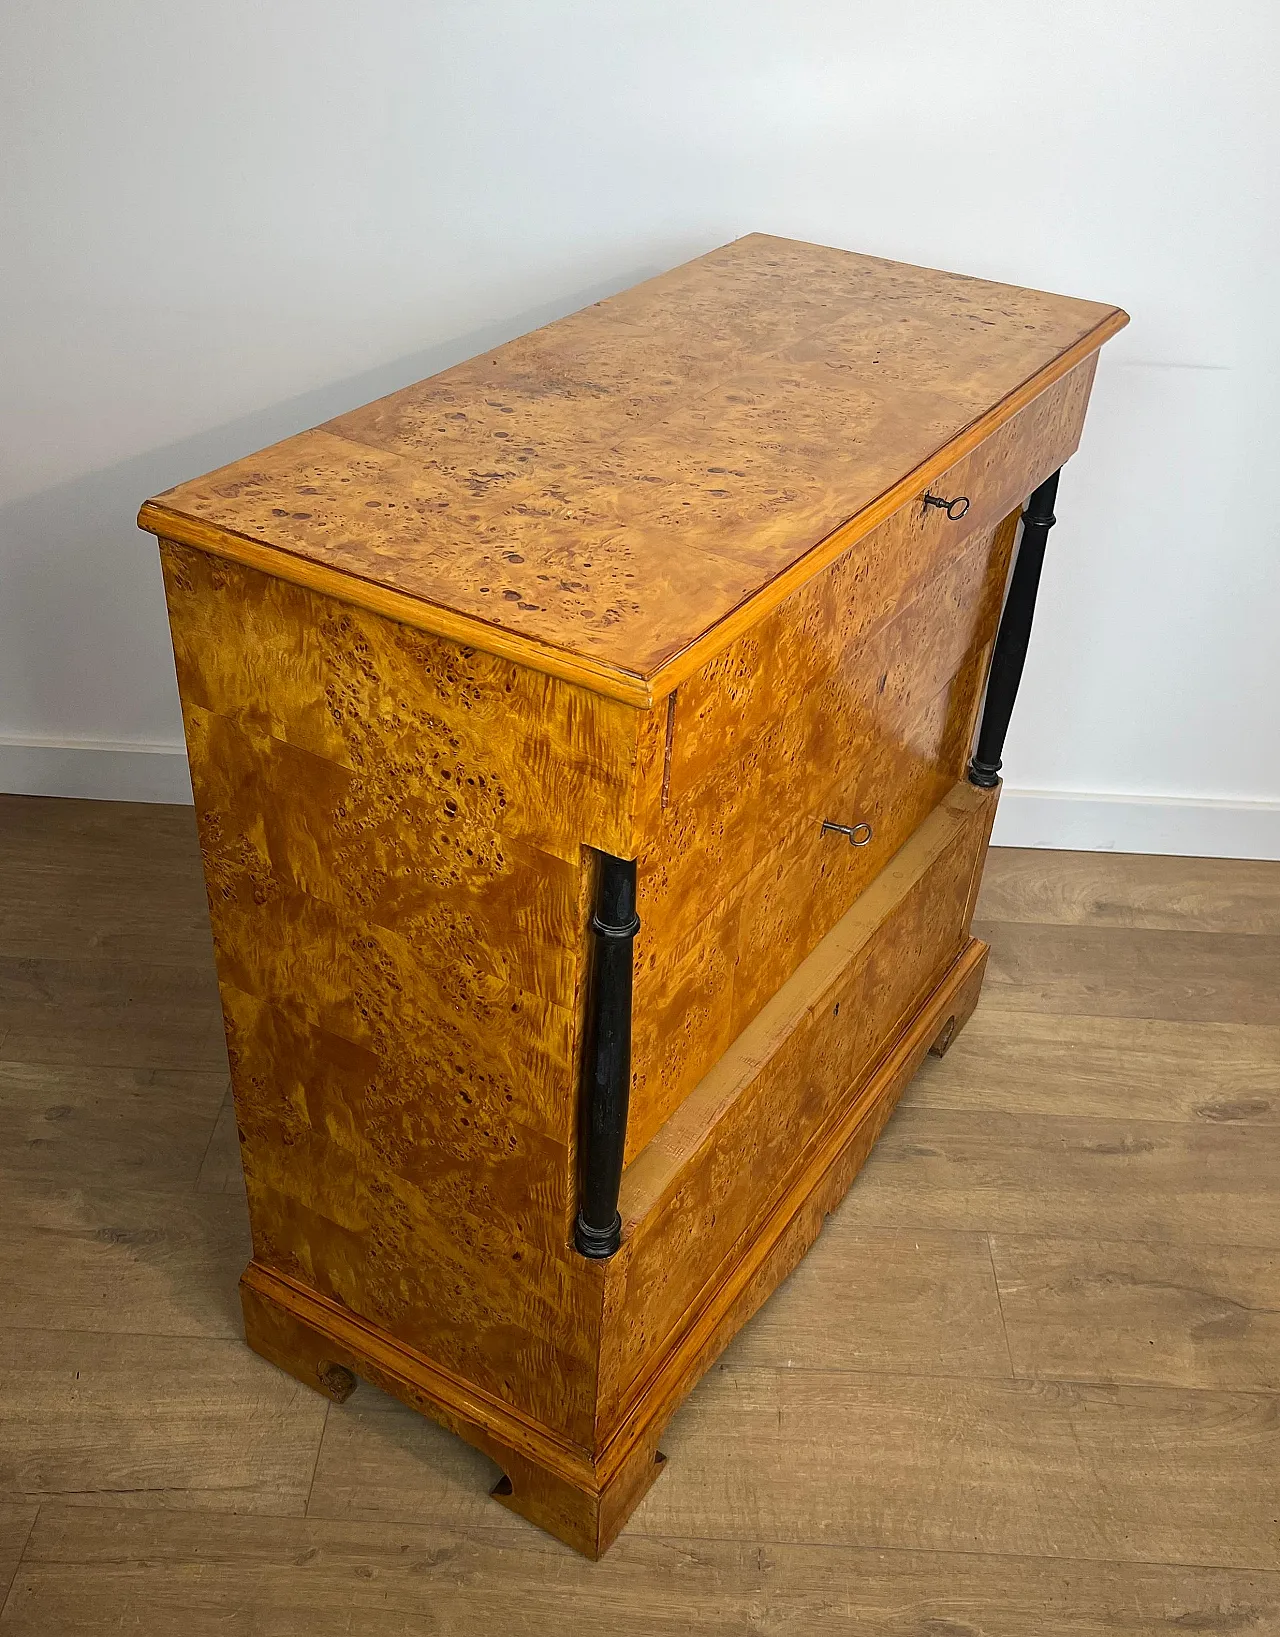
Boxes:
[2,1,1277,854]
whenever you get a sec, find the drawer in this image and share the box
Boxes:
[612,780,996,1426]
[661,351,1098,797]
[726,639,988,1033]
[627,515,1017,1157]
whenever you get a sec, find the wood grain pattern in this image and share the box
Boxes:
[304,1381,503,1526]
[592,941,993,1496]
[0,1183,248,1338]
[609,788,996,1418]
[0,1505,38,1611]
[239,1260,671,1560]
[976,920,1280,1024]
[0,1061,229,1187]
[645,1368,1280,1570]
[0,796,213,966]
[991,1236,1280,1392]
[139,235,1124,698]
[626,514,1017,1153]
[160,539,640,1444]
[656,354,1095,783]
[157,472,1020,1541]
[195,1085,245,1194]
[911,1008,1280,1124]
[0,1329,327,1515]
[225,809,994,1557]
[855,1104,1280,1249]
[11,1510,1280,1637]
[720,1225,1010,1377]
[0,956,224,1072]
[156,500,1016,1473]
[980,846,1280,933]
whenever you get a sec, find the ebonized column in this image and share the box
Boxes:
[574,850,639,1259]
[968,467,1061,789]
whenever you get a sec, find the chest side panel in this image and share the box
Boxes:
[160,541,640,1441]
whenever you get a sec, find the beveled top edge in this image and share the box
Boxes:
[140,502,661,707]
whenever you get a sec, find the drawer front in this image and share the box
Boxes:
[628,516,1013,1157]
[626,355,1096,1157]
[897,346,1099,591]
[664,351,1098,799]
[726,637,989,1034]
[611,781,996,1427]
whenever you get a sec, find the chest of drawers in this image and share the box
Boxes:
[140,235,1125,1557]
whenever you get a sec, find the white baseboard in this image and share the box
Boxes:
[0,738,193,804]
[2,741,1278,860]
[993,787,1280,860]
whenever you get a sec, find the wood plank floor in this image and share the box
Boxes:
[1,792,1278,1634]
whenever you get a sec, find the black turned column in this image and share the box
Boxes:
[574,850,639,1259]
[968,468,1061,789]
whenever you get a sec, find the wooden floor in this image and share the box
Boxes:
[1,795,1278,1634]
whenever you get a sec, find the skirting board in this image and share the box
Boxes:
[0,739,193,805]
[992,786,1280,862]
[2,740,1278,861]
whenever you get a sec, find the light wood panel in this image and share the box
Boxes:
[10,1509,1280,1637]
[910,1007,1280,1124]
[975,921,1280,1024]
[160,538,641,861]
[657,362,1091,798]
[139,235,1124,696]
[160,540,637,1442]
[980,845,1280,933]
[722,648,985,1039]
[719,1225,1010,1376]
[853,1105,1280,1248]
[626,515,1016,1154]
[991,1235,1280,1392]
[641,1367,1280,1569]
[0,1330,327,1515]
[669,516,1013,804]
[157,482,1018,1485]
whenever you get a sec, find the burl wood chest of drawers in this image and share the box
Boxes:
[139,235,1126,1558]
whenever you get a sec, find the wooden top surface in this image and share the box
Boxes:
[140,235,1126,704]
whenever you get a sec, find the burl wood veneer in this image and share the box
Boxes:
[140,235,1126,1558]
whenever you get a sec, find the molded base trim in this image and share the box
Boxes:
[239,1264,663,1561]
